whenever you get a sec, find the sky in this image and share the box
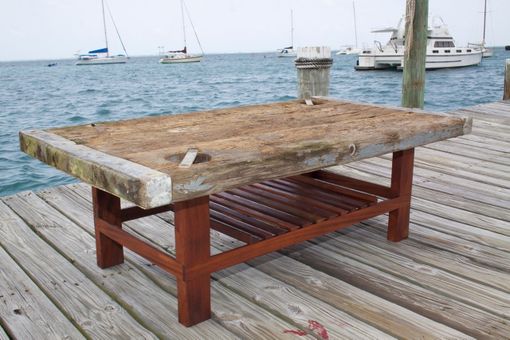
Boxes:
[0,0,508,61]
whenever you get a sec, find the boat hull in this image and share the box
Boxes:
[356,50,482,70]
[159,55,202,64]
[76,56,127,66]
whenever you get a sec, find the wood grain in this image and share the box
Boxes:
[0,196,157,339]
[0,211,84,339]
[21,98,470,205]
[3,192,235,339]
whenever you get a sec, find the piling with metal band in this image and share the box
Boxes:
[504,59,510,100]
[295,47,333,99]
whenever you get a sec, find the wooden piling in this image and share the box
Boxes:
[504,59,510,100]
[401,0,429,109]
[295,47,333,99]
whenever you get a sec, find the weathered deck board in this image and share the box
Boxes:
[0,228,84,340]
[313,234,510,319]
[0,199,157,339]
[4,192,237,339]
[1,100,509,338]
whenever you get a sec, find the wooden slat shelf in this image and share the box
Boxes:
[206,175,379,245]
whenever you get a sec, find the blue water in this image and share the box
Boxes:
[0,50,507,196]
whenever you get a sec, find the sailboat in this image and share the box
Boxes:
[337,1,362,55]
[278,10,296,58]
[468,0,493,58]
[76,0,128,65]
[160,0,204,64]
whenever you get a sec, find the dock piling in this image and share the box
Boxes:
[295,47,333,99]
[401,0,429,109]
[504,59,510,100]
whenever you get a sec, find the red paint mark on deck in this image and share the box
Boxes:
[282,320,329,339]
[283,329,307,336]
[308,320,329,340]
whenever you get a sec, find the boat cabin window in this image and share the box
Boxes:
[467,49,472,52]
[445,50,451,53]
[434,41,455,48]
[432,50,439,54]
[456,49,462,53]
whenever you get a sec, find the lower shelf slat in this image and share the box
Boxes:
[208,175,380,245]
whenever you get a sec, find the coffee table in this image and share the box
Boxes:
[20,98,471,326]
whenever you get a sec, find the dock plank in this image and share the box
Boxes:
[362,215,510,274]
[0,198,157,339]
[3,192,236,339]
[338,162,510,231]
[206,228,470,339]
[0,227,83,340]
[310,234,510,319]
[280,242,502,339]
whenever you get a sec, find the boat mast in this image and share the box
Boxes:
[101,0,109,56]
[482,0,487,46]
[181,0,187,50]
[291,9,294,48]
[353,1,358,48]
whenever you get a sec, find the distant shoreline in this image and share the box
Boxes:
[0,51,295,63]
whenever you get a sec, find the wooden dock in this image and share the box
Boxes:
[1,100,509,339]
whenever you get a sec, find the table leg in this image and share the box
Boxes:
[174,196,211,326]
[92,187,124,268]
[388,148,415,242]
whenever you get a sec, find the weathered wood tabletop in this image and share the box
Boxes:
[20,98,471,208]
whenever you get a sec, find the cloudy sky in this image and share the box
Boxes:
[0,0,508,61]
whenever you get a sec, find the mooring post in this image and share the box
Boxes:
[295,47,333,99]
[401,0,429,109]
[504,59,510,100]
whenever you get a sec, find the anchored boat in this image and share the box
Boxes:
[76,0,128,66]
[356,17,482,70]
[159,0,203,64]
[277,10,297,58]
[468,0,493,58]
[337,1,362,56]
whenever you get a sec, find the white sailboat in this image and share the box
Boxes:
[76,0,128,66]
[278,10,296,58]
[337,1,362,55]
[468,0,493,58]
[160,0,204,64]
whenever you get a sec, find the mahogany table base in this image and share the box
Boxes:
[92,149,415,327]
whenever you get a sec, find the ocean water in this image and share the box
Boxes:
[0,49,507,196]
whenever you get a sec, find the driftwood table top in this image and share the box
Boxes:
[20,98,472,208]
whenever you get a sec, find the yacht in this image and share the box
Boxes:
[356,17,482,70]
